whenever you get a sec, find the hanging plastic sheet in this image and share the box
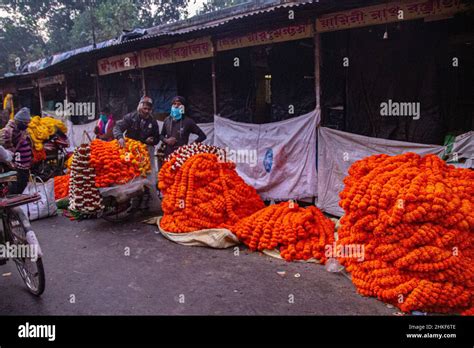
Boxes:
[214,109,319,200]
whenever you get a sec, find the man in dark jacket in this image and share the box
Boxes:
[160,96,207,158]
[113,96,160,147]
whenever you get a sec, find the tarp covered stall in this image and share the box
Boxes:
[214,109,319,201]
[321,19,474,145]
[145,64,178,116]
[176,59,214,124]
[216,48,255,123]
[268,39,316,122]
[216,39,316,124]
[99,71,142,120]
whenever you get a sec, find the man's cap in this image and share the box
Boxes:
[140,96,153,106]
[14,107,31,122]
[172,96,186,106]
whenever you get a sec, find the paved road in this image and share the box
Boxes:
[0,212,394,315]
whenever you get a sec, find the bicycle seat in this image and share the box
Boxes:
[0,193,41,208]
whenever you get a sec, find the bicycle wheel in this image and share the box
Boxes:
[6,210,45,296]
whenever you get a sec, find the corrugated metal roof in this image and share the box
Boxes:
[131,0,316,40]
[0,0,326,81]
[10,1,317,76]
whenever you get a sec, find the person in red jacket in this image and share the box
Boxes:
[94,106,115,141]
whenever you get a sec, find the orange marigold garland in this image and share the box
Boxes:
[158,143,265,232]
[54,174,70,200]
[158,143,335,264]
[89,138,151,188]
[32,149,46,164]
[338,153,474,314]
[232,201,335,263]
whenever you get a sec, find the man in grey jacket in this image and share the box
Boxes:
[113,96,161,210]
[113,96,160,147]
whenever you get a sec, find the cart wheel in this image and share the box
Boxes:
[101,196,135,222]
[6,211,45,296]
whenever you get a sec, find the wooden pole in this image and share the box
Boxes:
[38,82,43,116]
[141,68,147,96]
[211,39,218,116]
[64,76,68,104]
[314,32,321,110]
[95,63,101,113]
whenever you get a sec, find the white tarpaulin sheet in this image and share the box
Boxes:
[66,120,214,152]
[317,127,446,217]
[66,120,96,150]
[214,110,320,200]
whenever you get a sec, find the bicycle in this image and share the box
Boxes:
[0,171,45,296]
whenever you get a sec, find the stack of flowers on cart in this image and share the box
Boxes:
[338,153,474,314]
[67,144,103,219]
[89,138,151,188]
[158,143,335,263]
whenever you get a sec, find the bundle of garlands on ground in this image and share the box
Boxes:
[58,137,151,219]
[158,143,335,263]
[338,153,473,315]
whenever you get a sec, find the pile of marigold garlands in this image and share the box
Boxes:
[338,153,474,314]
[158,143,265,231]
[27,116,67,151]
[232,202,335,262]
[158,143,335,263]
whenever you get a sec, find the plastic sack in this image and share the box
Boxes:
[156,216,239,248]
[21,176,57,221]
[325,258,344,273]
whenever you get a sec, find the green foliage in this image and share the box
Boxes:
[199,0,251,14]
[0,0,189,76]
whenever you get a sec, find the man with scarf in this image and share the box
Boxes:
[159,96,207,159]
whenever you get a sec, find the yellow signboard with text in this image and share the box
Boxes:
[97,53,139,76]
[316,0,470,33]
[216,23,313,52]
[139,37,213,68]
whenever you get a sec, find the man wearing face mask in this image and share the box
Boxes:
[94,106,115,141]
[160,96,207,158]
[1,107,33,194]
[113,96,160,148]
